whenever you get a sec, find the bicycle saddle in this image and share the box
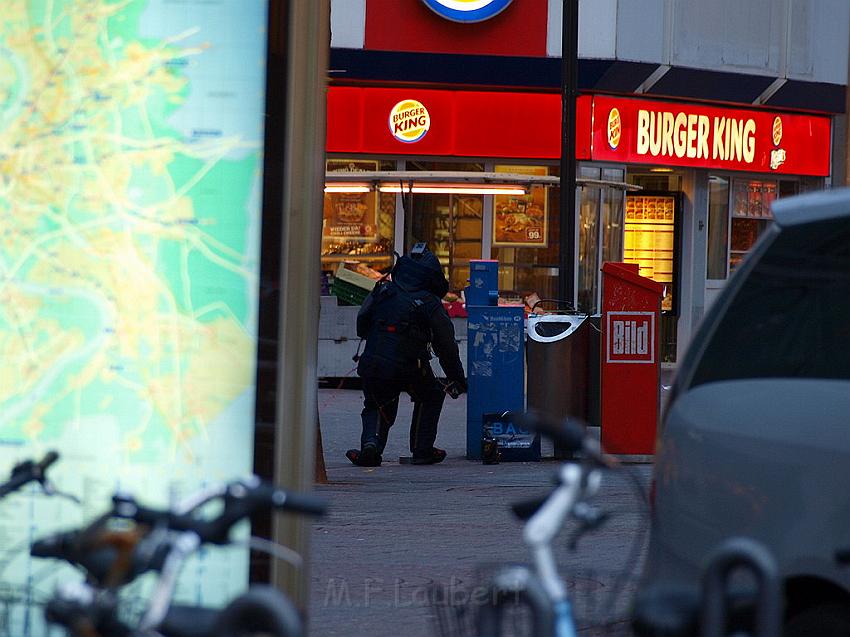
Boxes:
[511,495,549,521]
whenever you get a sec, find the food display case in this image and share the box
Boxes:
[623,192,681,314]
[729,179,776,272]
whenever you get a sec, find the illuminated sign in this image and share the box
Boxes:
[607,107,621,149]
[634,109,756,163]
[421,0,513,23]
[772,116,783,146]
[770,115,786,170]
[591,96,830,176]
[389,99,431,143]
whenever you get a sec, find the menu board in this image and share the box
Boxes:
[624,195,676,312]
[493,165,548,247]
[324,160,379,241]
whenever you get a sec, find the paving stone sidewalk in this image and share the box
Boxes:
[310,388,651,637]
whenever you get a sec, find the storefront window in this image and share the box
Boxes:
[405,161,485,292]
[492,165,559,302]
[729,179,776,273]
[707,176,730,279]
[578,185,602,313]
[626,172,684,363]
[709,178,804,280]
[322,159,396,283]
[601,168,625,267]
[409,192,484,292]
[577,167,626,314]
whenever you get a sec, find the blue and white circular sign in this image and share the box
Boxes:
[421,0,513,23]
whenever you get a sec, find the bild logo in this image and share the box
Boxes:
[421,0,513,23]
[607,312,655,364]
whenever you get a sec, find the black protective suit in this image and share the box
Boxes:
[352,248,466,465]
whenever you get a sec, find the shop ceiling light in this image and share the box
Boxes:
[378,184,527,196]
[324,184,371,193]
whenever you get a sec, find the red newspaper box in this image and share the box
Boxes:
[600,262,665,455]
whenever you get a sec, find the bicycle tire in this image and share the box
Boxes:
[476,566,557,637]
[214,585,302,637]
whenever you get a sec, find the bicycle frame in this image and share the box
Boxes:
[50,479,310,637]
[478,462,601,637]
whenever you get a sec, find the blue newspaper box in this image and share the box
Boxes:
[466,261,537,461]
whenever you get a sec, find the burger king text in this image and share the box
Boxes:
[392,106,428,134]
[636,109,756,164]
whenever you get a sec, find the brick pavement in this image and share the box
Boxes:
[310,388,651,637]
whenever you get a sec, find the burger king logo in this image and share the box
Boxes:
[421,0,513,23]
[389,100,431,143]
[772,116,783,147]
[607,107,622,150]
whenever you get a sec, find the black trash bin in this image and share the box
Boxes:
[526,311,593,459]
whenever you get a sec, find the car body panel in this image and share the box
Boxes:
[648,379,850,589]
[643,188,850,602]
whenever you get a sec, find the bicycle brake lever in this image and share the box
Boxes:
[41,481,82,505]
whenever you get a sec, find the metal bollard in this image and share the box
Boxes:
[700,538,781,637]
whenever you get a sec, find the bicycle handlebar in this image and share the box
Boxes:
[512,411,616,468]
[31,523,172,587]
[112,478,327,545]
[0,451,60,499]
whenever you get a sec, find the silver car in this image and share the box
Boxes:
[642,188,850,636]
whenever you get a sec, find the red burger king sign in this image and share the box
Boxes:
[607,107,621,149]
[590,95,830,176]
[389,99,431,143]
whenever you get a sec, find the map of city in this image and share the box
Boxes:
[0,1,268,632]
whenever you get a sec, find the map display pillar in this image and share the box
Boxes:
[0,1,273,629]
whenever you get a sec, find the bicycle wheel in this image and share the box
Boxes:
[215,585,302,637]
[476,566,557,637]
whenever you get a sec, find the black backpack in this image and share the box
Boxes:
[357,281,433,379]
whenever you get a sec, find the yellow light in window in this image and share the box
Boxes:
[324,184,371,193]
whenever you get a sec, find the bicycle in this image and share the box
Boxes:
[0,451,62,501]
[432,412,629,637]
[30,475,327,637]
[0,451,85,636]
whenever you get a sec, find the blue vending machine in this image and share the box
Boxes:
[465,260,538,461]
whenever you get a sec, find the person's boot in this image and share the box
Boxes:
[410,447,446,465]
[346,443,382,467]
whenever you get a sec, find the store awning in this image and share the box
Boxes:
[324,170,641,194]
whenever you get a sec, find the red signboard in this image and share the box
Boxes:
[364,0,548,57]
[600,263,665,456]
[326,86,592,160]
[591,95,831,176]
[326,88,832,176]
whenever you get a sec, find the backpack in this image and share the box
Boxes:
[356,281,433,379]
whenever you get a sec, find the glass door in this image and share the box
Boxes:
[407,193,483,293]
[450,195,483,292]
[626,172,684,363]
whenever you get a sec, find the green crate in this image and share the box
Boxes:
[331,278,370,306]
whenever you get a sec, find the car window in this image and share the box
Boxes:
[691,217,850,386]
